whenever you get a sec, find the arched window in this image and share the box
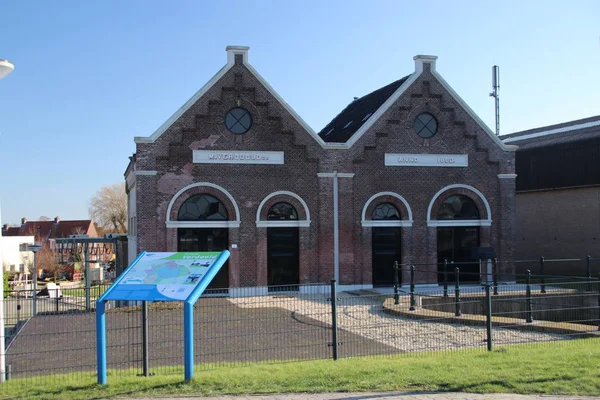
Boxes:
[372,203,401,220]
[267,202,298,220]
[177,194,228,221]
[437,195,480,220]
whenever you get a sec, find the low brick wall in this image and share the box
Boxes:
[421,290,600,326]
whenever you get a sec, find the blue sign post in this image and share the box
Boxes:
[96,250,230,384]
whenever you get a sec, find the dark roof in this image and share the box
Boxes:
[318,75,411,143]
[2,220,97,240]
[501,115,600,150]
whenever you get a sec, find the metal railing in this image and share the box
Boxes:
[2,258,600,383]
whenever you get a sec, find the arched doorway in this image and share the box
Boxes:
[371,203,402,286]
[267,202,299,290]
[177,194,229,290]
[436,195,481,282]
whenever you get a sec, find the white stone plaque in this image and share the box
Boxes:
[385,153,468,167]
[193,150,284,165]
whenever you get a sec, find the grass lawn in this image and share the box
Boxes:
[2,338,600,400]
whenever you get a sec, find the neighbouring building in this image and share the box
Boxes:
[2,217,99,279]
[0,234,34,274]
[126,46,517,294]
[502,115,600,276]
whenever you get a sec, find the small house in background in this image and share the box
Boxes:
[2,217,99,280]
[502,115,600,276]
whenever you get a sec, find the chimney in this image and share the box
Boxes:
[226,45,249,65]
[413,55,438,73]
[21,217,27,225]
[2,224,7,230]
[54,216,60,223]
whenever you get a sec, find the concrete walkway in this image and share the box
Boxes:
[127,392,600,400]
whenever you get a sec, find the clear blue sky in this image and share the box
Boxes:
[0,1,598,226]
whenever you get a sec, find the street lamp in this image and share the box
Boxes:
[0,59,15,80]
[28,244,42,316]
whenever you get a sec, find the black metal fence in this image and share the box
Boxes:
[2,259,600,384]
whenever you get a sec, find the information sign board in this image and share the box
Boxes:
[103,252,221,301]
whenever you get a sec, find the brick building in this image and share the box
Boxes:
[125,46,517,293]
[502,115,600,276]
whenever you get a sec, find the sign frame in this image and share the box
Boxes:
[95,250,230,384]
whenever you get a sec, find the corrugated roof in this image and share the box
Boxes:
[501,115,600,150]
[317,76,411,143]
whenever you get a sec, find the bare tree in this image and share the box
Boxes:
[36,246,69,282]
[89,183,127,233]
[38,216,51,221]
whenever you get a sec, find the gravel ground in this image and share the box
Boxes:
[230,292,569,352]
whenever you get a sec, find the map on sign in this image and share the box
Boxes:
[103,252,221,301]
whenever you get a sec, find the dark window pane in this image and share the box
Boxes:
[224,107,253,135]
[178,194,228,221]
[372,202,401,220]
[414,113,438,138]
[267,202,298,220]
[437,195,480,220]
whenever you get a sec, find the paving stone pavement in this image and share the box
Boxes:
[125,392,600,400]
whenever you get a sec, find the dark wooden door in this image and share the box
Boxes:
[267,227,299,289]
[437,227,480,282]
[372,227,401,286]
[178,228,229,289]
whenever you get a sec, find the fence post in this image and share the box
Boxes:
[5,365,11,381]
[330,279,339,360]
[485,284,493,351]
[455,267,461,317]
[587,256,592,292]
[597,273,600,332]
[409,266,416,311]
[539,256,546,294]
[142,301,150,376]
[526,270,533,323]
[443,259,448,297]
[393,261,399,305]
[55,288,59,313]
[493,258,499,295]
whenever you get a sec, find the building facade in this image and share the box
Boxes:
[502,115,600,276]
[126,46,517,293]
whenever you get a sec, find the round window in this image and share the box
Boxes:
[225,107,253,135]
[414,113,438,138]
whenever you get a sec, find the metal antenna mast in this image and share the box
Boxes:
[489,65,500,136]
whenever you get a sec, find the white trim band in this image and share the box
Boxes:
[256,221,311,228]
[497,174,517,179]
[166,221,241,228]
[135,170,158,176]
[427,220,492,227]
[361,221,413,227]
[317,172,355,178]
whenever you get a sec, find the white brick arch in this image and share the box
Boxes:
[361,192,413,227]
[256,191,311,227]
[427,184,492,227]
[165,182,241,228]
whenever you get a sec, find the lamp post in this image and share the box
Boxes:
[0,59,14,81]
[0,59,14,382]
[28,244,42,316]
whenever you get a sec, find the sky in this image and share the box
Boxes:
[0,1,598,226]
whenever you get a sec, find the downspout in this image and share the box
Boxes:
[333,170,339,283]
